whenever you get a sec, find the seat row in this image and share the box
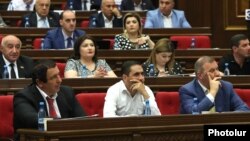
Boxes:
[1,88,250,140]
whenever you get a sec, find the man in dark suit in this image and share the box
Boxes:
[0,35,34,79]
[120,0,155,11]
[20,0,60,27]
[66,0,101,10]
[14,59,86,140]
[43,10,86,49]
[179,56,249,114]
[89,0,123,28]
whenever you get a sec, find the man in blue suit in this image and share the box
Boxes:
[144,0,191,28]
[89,0,123,28]
[179,56,249,114]
[66,0,101,10]
[120,0,155,11]
[43,10,86,50]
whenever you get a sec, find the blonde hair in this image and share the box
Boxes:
[147,38,175,71]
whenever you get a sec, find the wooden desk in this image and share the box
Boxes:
[20,49,230,74]
[18,112,250,141]
[1,11,146,26]
[1,76,250,94]
[0,27,211,48]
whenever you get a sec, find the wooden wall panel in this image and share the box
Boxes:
[178,0,248,48]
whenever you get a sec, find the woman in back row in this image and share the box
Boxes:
[64,35,117,78]
[142,38,183,77]
[113,12,155,50]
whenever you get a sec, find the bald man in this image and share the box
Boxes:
[89,0,123,28]
[0,35,34,79]
[20,0,60,27]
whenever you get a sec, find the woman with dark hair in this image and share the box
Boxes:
[64,35,117,78]
[142,38,183,77]
[113,12,155,50]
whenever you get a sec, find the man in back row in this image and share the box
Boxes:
[218,34,250,75]
[144,0,191,28]
[21,0,60,27]
[89,0,123,28]
[43,10,86,49]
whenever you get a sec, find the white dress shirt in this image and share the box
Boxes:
[81,0,91,10]
[7,0,36,11]
[36,86,61,118]
[103,14,113,28]
[162,11,173,28]
[2,55,19,79]
[103,80,161,117]
[36,13,49,28]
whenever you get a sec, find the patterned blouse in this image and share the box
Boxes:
[113,34,150,50]
[65,59,112,78]
[142,61,183,77]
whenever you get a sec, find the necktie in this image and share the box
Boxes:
[26,4,30,11]
[41,18,48,28]
[83,0,87,10]
[9,63,16,79]
[46,97,57,118]
[67,37,73,48]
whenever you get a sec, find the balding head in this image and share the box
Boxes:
[0,35,22,62]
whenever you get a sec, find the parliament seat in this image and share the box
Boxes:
[33,38,44,49]
[75,93,106,117]
[155,91,180,115]
[234,88,250,107]
[56,62,66,78]
[80,20,89,28]
[0,95,14,140]
[170,35,211,49]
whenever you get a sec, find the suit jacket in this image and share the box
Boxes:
[14,84,85,139]
[120,0,155,11]
[43,27,86,49]
[144,9,191,28]
[0,54,34,78]
[66,0,101,10]
[179,79,250,114]
[20,11,60,27]
[89,12,123,28]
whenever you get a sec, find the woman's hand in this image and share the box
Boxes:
[94,66,107,77]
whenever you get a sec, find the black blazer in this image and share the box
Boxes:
[14,84,85,139]
[66,0,101,10]
[20,11,60,27]
[0,54,34,78]
[89,12,123,28]
[120,0,155,11]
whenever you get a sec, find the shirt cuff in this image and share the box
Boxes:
[206,93,215,103]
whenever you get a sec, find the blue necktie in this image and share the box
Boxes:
[26,4,30,11]
[67,37,73,48]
